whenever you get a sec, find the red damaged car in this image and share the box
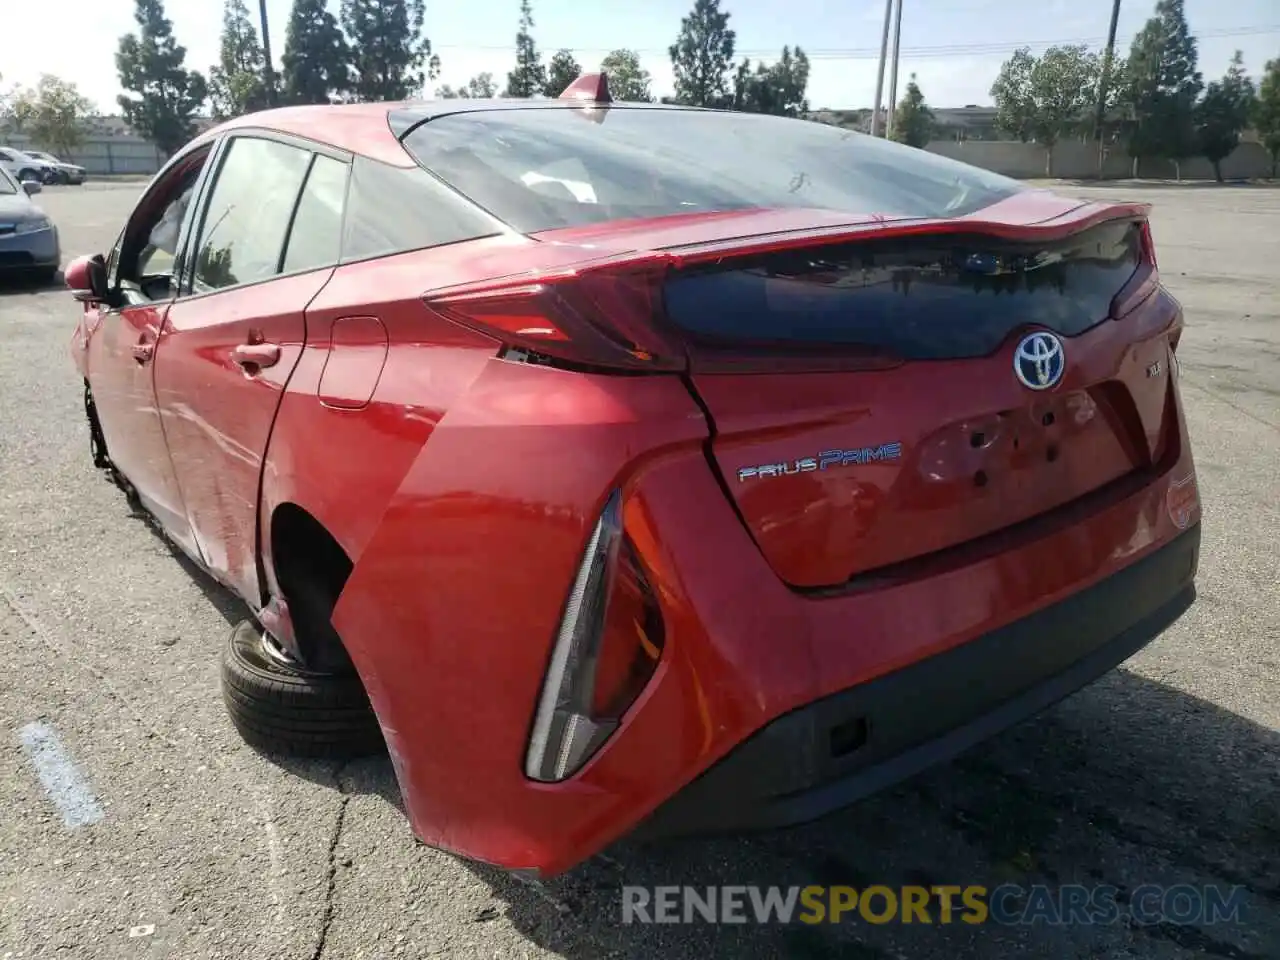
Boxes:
[65,74,1200,877]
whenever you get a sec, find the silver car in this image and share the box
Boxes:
[23,150,87,185]
[0,166,60,283]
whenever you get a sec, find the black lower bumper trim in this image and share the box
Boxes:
[636,523,1200,839]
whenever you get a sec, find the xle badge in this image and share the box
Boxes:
[737,443,904,483]
[1167,473,1199,529]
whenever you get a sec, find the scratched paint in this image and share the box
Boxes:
[17,722,105,828]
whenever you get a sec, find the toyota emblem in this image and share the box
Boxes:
[1014,332,1066,391]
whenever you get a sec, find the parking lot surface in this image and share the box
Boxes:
[1,181,1277,959]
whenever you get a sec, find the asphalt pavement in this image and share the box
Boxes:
[0,181,1277,960]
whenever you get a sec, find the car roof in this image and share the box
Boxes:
[200,99,713,166]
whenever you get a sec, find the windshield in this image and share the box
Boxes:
[0,167,17,195]
[401,106,1026,234]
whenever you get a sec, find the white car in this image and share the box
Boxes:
[0,147,58,184]
[21,151,86,185]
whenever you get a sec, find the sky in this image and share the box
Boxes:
[4,0,1278,113]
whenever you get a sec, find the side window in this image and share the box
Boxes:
[114,145,212,301]
[190,137,312,294]
[281,154,350,274]
[341,156,502,264]
[138,176,198,279]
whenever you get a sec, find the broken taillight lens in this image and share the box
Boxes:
[425,262,687,372]
[1139,219,1157,269]
[1111,218,1160,319]
[524,491,665,783]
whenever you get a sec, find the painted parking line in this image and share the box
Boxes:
[17,721,104,828]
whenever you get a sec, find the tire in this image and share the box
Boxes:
[17,168,37,182]
[220,619,384,759]
[31,266,58,286]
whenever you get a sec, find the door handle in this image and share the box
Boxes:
[231,342,281,370]
[131,342,154,364]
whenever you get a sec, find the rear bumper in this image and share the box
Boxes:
[330,356,1200,879]
[635,521,1199,839]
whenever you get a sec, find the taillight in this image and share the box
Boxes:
[425,263,686,372]
[1111,218,1160,319]
[1139,219,1157,268]
[524,491,665,783]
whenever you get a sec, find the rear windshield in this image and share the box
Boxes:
[400,107,1025,234]
[663,222,1144,359]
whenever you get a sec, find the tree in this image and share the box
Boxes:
[340,0,439,101]
[600,49,652,102]
[281,0,351,105]
[9,76,95,155]
[1027,45,1103,174]
[1095,49,1129,139]
[0,73,13,123]
[891,74,934,148]
[730,46,810,117]
[544,49,581,98]
[1194,51,1256,182]
[435,73,498,98]
[505,0,545,97]
[1124,0,1203,178]
[208,0,268,119]
[116,0,209,157]
[1255,58,1280,179]
[669,0,735,107]
[991,48,1036,142]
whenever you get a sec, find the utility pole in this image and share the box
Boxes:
[885,0,904,139]
[1093,0,1122,140]
[871,0,894,137]
[254,0,275,106]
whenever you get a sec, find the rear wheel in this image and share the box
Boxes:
[17,168,37,182]
[220,620,384,759]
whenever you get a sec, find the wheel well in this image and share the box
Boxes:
[270,503,356,673]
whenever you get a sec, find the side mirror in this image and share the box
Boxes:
[22,180,41,196]
[65,254,110,304]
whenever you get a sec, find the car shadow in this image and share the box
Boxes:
[263,668,1280,959]
[475,671,1279,958]
[0,269,64,296]
[120,495,249,627]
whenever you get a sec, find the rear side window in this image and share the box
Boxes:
[401,107,1026,233]
[282,153,350,274]
[191,136,312,293]
[340,156,503,263]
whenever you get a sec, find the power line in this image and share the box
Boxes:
[426,23,1279,61]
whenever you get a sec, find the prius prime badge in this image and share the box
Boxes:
[1014,331,1066,391]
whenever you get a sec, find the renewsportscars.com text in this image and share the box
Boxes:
[621,884,1249,926]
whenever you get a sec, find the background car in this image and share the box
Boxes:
[22,150,86,185]
[0,165,60,283]
[0,146,57,184]
[62,73,1199,879]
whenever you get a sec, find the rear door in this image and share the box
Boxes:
[153,134,350,604]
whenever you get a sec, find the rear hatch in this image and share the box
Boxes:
[652,206,1171,589]
[401,106,1175,591]
[420,196,1172,592]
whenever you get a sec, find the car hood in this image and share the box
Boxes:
[0,193,40,220]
